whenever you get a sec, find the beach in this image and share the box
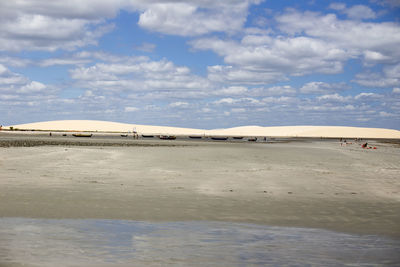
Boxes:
[1,134,399,238]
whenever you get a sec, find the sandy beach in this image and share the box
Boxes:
[1,134,399,239]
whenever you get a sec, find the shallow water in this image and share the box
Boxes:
[0,218,399,266]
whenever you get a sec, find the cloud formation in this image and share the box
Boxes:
[0,1,399,129]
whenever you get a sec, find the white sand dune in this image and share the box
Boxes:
[5,120,204,135]
[210,125,400,139]
[4,120,400,139]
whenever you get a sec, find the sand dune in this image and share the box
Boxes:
[5,120,206,136]
[4,120,400,139]
[211,125,400,139]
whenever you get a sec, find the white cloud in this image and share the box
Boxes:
[276,10,400,64]
[169,101,189,108]
[354,93,383,100]
[82,90,95,97]
[0,0,133,51]
[231,108,246,113]
[354,72,397,87]
[250,85,296,96]
[299,104,355,112]
[262,96,297,104]
[137,1,258,36]
[0,94,19,100]
[214,86,248,95]
[0,64,30,91]
[0,57,32,68]
[300,82,349,94]
[346,5,376,20]
[0,1,263,51]
[207,65,286,85]
[370,0,400,8]
[0,64,7,75]
[356,117,371,122]
[329,3,377,21]
[354,63,400,88]
[317,93,351,102]
[329,3,346,10]
[379,111,393,117]
[187,8,400,88]
[39,57,92,67]
[266,85,296,95]
[214,98,237,105]
[124,106,139,112]
[0,64,55,113]
[213,97,260,106]
[0,14,114,51]
[363,50,392,64]
[70,57,211,94]
[18,81,47,93]
[193,35,347,80]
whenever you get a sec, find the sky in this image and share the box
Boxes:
[1,0,400,129]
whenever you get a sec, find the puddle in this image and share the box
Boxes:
[0,218,399,266]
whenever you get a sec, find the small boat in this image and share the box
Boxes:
[211,137,228,141]
[159,135,176,140]
[232,136,243,140]
[142,135,154,138]
[73,133,92,137]
[62,134,67,136]
[121,134,128,137]
[248,137,257,142]
[189,136,202,139]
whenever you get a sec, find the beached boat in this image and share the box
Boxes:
[142,135,154,138]
[72,133,92,137]
[159,135,176,140]
[248,137,257,142]
[189,136,202,139]
[211,137,228,141]
[121,134,128,137]
[232,136,243,140]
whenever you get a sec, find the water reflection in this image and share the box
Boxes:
[0,218,399,266]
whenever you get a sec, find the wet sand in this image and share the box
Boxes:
[0,136,399,239]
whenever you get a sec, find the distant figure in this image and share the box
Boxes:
[0,125,2,130]
[362,142,368,148]
[49,132,52,136]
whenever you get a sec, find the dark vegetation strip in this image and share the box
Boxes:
[0,139,188,148]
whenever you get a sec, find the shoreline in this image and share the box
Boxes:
[1,131,399,148]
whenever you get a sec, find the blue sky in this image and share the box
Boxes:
[1,0,400,129]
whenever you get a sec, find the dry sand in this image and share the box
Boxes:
[4,120,400,138]
[0,137,399,238]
